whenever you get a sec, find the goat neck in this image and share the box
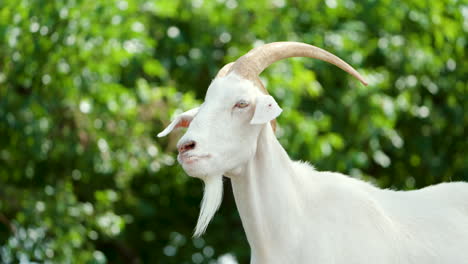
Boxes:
[227,124,304,263]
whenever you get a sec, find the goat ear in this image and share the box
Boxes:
[157,107,199,137]
[250,95,282,125]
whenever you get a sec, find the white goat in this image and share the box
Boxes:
[158,42,468,264]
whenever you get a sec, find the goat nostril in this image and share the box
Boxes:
[179,140,196,153]
[186,142,196,150]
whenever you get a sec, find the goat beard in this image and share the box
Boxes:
[193,175,224,237]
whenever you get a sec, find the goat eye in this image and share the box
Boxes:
[234,100,249,108]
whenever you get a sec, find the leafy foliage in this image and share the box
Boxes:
[0,0,466,263]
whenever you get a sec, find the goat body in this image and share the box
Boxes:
[228,125,468,264]
[159,42,468,263]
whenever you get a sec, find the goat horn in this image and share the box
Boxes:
[215,62,235,78]
[229,42,368,86]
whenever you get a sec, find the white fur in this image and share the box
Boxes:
[160,73,468,263]
[194,175,223,237]
[250,95,282,125]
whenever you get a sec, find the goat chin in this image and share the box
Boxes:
[194,175,224,237]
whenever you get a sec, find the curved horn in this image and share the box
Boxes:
[229,42,368,86]
[215,62,235,78]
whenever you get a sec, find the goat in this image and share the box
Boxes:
[158,42,468,264]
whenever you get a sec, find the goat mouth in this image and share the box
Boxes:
[178,153,211,164]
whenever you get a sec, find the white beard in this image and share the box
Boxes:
[193,175,224,237]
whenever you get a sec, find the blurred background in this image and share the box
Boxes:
[0,0,467,263]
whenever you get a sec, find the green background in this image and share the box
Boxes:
[0,0,467,263]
